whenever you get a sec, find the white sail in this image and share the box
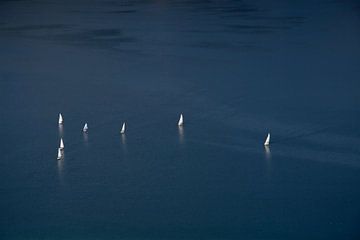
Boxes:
[120,122,126,134]
[57,148,62,160]
[60,138,64,149]
[83,123,88,132]
[58,113,63,124]
[264,133,270,146]
[178,114,184,126]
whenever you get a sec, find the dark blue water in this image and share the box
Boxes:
[1,0,360,239]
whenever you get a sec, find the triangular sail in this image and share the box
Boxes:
[60,138,64,149]
[57,148,62,160]
[58,113,63,124]
[178,114,184,126]
[120,122,126,134]
[83,123,88,132]
[264,133,270,146]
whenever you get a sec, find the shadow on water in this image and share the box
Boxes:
[45,28,137,49]
[107,10,137,14]
[0,22,137,51]
[0,24,71,32]
[0,0,359,238]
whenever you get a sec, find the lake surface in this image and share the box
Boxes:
[0,0,360,239]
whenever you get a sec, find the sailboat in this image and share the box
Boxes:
[264,133,270,146]
[120,122,126,134]
[178,114,184,126]
[57,148,62,160]
[83,123,88,132]
[60,138,64,150]
[58,113,63,125]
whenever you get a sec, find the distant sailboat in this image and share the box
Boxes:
[178,114,184,126]
[264,133,270,146]
[60,138,64,150]
[120,122,126,134]
[83,123,88,132]
[58,113,63,125]
[57,148,62,160]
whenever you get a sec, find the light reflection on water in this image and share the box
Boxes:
[264,145,272,180]
[264,145,271,160]
[58,125,64,137]
[57,153,64,185]
[0,0,359,239]
[83,132,89,146]
[178,126,184,144]
[121,134,127,153]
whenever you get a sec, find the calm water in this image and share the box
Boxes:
[0,0,360,239]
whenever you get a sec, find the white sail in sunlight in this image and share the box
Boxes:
[60,138,64,149]
[57,148,62,160]
[264,133,270,146]
[120,122,126,134]
[58,113,63,124]
[83,123,88,132]
[178,114,184,126]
